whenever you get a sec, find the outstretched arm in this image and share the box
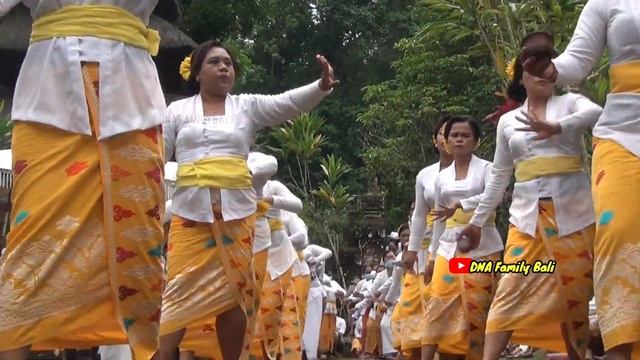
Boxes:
[246,55,338,130]
[265,180,303,213]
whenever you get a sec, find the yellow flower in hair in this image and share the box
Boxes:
[179,54,192,81]
[505,57,516,81]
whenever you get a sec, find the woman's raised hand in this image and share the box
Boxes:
[317,54,340,91]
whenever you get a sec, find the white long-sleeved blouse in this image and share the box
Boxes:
[264,180,302,280]
[431,155,503,260]
[552,0,640,157]
[163,81,330,223]
[3,0,166,139]
[470,93,601,237]
[408,162,441,273]
[247,152,278,254]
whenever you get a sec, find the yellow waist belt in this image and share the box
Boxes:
[256,200,271,218]
[31,5,160,56]
[426,211,436,227]
[268,218,284,232]
[297,250,305,261]
[610,60,640,94]
[446,209,495,229]
[514,155,583,183]
[176,156,252,189]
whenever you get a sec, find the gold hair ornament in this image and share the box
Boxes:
[506,57,517,81]
[179,53,192,81]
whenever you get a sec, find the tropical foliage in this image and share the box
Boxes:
[0,100,11,150]
[266,113,355,286]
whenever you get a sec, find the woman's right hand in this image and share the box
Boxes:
[317,55,340,91]
[423,260,435,285]
[457,224,482,253]
[402,250,418,272]
[522,45,558,82]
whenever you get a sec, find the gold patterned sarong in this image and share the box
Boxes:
[292,274,311,335]
[0,63,165,359]
[591,138,640,354]
[486,200,594,357]
[250,268,298,360]
[159,213,257,360]
[319,311,337,353]
[394,272,424,352]
[179,233,269,359]
[423,252,500,360]
[364,304,384,354]
[391,303,402,349]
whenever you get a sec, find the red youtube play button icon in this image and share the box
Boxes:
[449,257,472,274]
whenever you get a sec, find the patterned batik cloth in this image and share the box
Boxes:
[391,302,402,349]
[250,268,301,360]
[591,138,640,356]
[318,311,337,354]
[423,252,500,360]
[179,248,269,359]
[486,200,594,358]
[364,304,385,354]
[292,274,311,336]
[159,213,257,360]
[394,272,425,352]
[0,62,165,359]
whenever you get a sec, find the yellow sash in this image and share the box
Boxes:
[256,200,271,218]
[176,156,252,189]
[297,250,305,261]
[31,5,160,56]
[514,155,583,183]
[268,218,284,232]
[446,209,495,229]
[421,237,431,250]
[610,60,640,94]
[426,211,436,227]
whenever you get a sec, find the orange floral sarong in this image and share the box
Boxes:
[0,63,165,359]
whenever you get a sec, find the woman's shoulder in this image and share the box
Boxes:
[417,162,440,180]
[167,94,198,111]
[472,154,493,168]
[499,105,524,125]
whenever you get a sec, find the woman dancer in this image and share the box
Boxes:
[176,151,279,360]
[521,2,640,358]
[421,116,503,360]
[252,176,304,360]
[458,36,602,359]
[282,210,313,338]
[401,116,453,359]
[160,40,337,359]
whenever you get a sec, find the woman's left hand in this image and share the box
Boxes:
[317,54,340,91]
[433,202,461,221]
[515,110,561,140]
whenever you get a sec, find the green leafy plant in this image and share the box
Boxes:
[0,100,12,150]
